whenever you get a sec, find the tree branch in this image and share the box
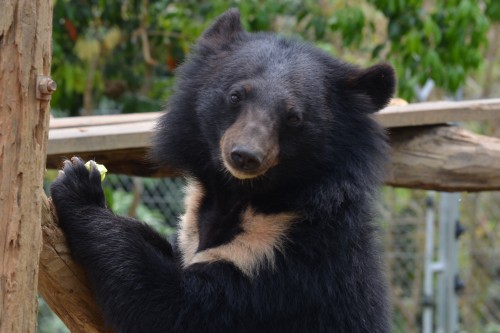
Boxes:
[38,195,113,333]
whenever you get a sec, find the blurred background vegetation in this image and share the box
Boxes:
[43,0,500,332]
[51,0,500,117]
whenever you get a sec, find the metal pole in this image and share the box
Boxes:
[422,192,436,333]
[436,192,461,333]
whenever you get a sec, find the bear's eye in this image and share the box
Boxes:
[230,94,241,104]
[286,109,302,125]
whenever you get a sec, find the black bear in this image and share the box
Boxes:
[50,8,395,333]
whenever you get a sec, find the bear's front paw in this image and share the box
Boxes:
[50,157,107,214]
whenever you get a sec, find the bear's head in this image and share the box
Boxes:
[152,9,395,190]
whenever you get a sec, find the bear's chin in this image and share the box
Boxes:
[222,160,268,180]
[225,166,263,180]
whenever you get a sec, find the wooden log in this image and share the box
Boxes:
[38,195,112,333]
[0,1,53,332]
[47,124,500,192]
[386,125,500,191]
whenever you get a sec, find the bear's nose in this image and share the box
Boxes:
[230,147,263,171]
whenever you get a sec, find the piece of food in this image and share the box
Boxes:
[84,161,108,181]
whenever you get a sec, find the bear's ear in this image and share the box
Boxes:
[198,8,245,54]
[347,63,396,112]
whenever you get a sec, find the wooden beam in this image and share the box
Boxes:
[386,125,500,191]
[0,1,53,332]
[39,195,112,333]
[47,125,500,192]
[49,112,160,129]
[48,121,155,156]
[47,147,179,178]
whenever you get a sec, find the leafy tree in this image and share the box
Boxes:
[51,0,495,112]
[368,0,494,100]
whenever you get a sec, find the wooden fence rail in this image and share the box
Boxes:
[46,98,500,191]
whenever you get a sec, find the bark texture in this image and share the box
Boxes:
[0,0,53,332]
[386,125,500,191]
[38,196,112,333]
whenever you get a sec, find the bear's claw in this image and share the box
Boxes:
[51,157,107,211]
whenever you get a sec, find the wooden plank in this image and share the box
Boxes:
[50,112,161,129]
[378,98,500,128]
[47,125,500,192]
[48,120,156,155]
[49,98,500,131]
[47,99,500,157]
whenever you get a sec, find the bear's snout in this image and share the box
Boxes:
[220,110,279,180]
[230,147,263,172]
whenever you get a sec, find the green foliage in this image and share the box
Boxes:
[329,7,365,47]
[486,0,500,22]
[368,0,490,100]
[52,0,176,115]
[105,187,176,236]
[38,297,69,333]
[51,1,493,110]
[485,322,500,333]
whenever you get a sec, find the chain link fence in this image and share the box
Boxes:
[379,187,426,333]
[105,175,185,225]
[380,188,500,333]
[460,192,500,333]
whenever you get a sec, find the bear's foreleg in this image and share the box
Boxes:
[50,158,242,332]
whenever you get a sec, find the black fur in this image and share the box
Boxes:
[50,8,395,333]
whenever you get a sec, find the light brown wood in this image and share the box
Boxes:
[378,98,500,128]
[386,125,500,191]
[48,120,156,155]
[47,98,500,157]
[46,125,500,191]
[47,101,500,191]
[0,0,53,332]
[50,112,161,129]
[38,196,113,333]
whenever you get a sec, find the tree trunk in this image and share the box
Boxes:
[0,0,53,332]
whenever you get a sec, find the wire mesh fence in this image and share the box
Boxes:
[105,174,185,226]
[460,192,500,333]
